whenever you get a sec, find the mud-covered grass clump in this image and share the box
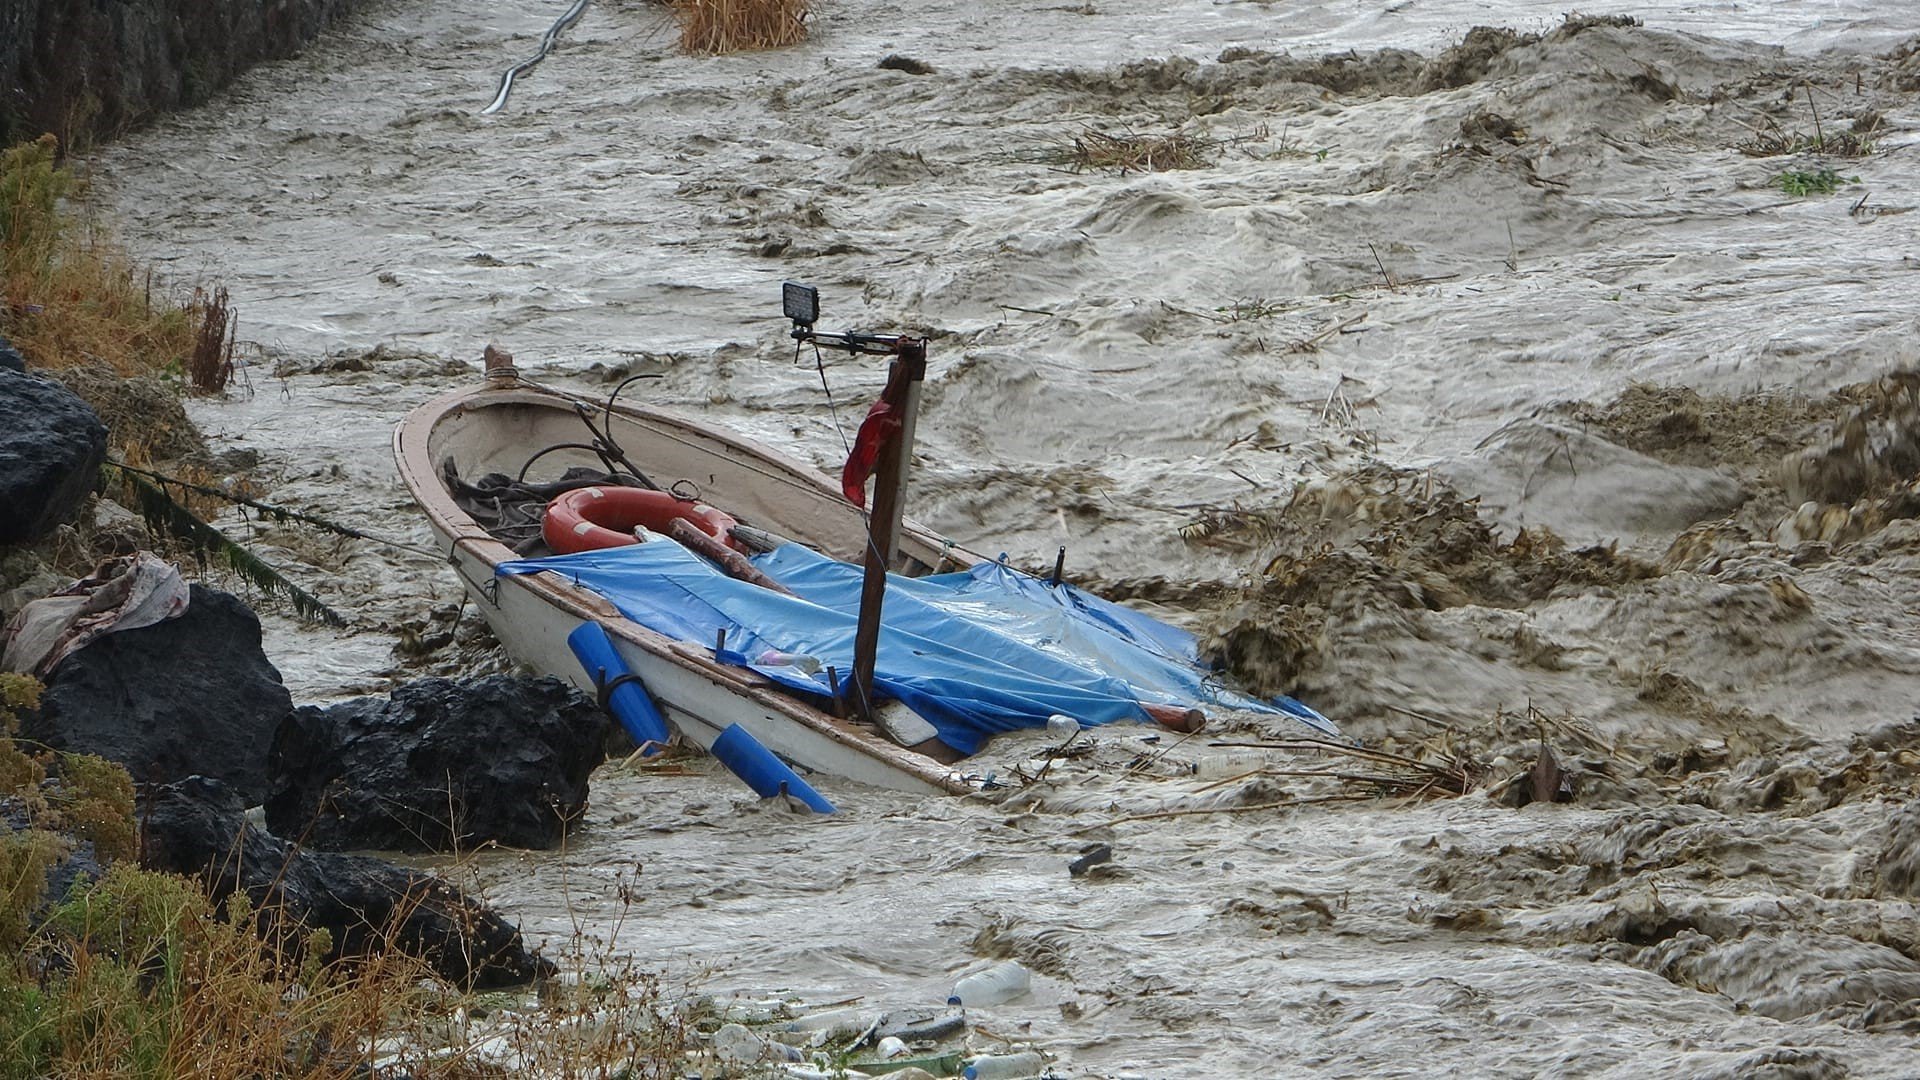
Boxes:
[667,0,810,55]
[1739,124,1878,159]
[1737,93,1881,159]
[1562,382,1842,474]
[1202,480,1654,698]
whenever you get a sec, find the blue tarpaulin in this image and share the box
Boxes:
[501,541,1335,755]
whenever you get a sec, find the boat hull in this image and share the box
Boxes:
[397,378,970,796]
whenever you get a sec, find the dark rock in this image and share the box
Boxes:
[26,584,291,804]
[0,368,108,545]
[0,334,23,372]
[1067,842,1113,878]
[140,776,550,989]
[266,675,611,853]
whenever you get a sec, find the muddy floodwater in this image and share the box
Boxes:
[92,0,1920,1075]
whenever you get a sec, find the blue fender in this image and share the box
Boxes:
[567,622,671,754]
[711,723,836,814]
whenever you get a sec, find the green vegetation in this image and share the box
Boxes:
[6,675,428,1078]
[1775,167,1858,197]
[1,135,351,626]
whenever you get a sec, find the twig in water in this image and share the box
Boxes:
[1068,793,1374,834]
[1121,728,1206,777]
[1290,312,1368,354]
[1385,703,1453,729]
[1368,242,1399,291]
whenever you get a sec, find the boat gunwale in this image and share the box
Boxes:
[393,378,974,795]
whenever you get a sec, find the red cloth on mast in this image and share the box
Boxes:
[841,361,912,508]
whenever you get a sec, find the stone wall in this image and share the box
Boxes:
[0,0,361,146]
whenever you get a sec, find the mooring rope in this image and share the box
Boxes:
[481,0,594,115]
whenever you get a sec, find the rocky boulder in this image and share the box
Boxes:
[266,675,611,853]
[0,334,23,373]
[26,584,291,804]
[140,776,549,989]
[0,368,108,546]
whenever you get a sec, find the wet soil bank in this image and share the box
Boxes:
[0,0,364,145]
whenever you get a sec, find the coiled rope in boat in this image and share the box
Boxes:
[480,0,593,115]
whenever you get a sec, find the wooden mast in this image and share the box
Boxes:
[849,337,925,720]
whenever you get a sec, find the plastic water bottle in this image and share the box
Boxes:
[963,1050,1046,1079]
[755,648,823,675]
[947,959,1031,1006]
[1046,713,1081,740]
[711,1022,803,1064]
[1193,749,1270,778]
[781,1004,877,1039]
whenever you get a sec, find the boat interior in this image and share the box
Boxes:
[429,380,958,575]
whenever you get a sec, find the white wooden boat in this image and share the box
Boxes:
[394,365,976,796]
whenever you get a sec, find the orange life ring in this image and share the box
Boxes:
[543,487,741,554]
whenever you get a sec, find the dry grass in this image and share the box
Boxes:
[1,711,693,1078]
[186,285,237,393]
[1735,90,1881,159]
[667,0,811,54]
[8,871,442,1080]
[1065,128,1218,173]
[1736,116,1877,158]
[1,136,207,385]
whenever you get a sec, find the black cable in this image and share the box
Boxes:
[605,371,663,418]
[799,337,853,453]
[516,442,616,483]
[569,401,658,490]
